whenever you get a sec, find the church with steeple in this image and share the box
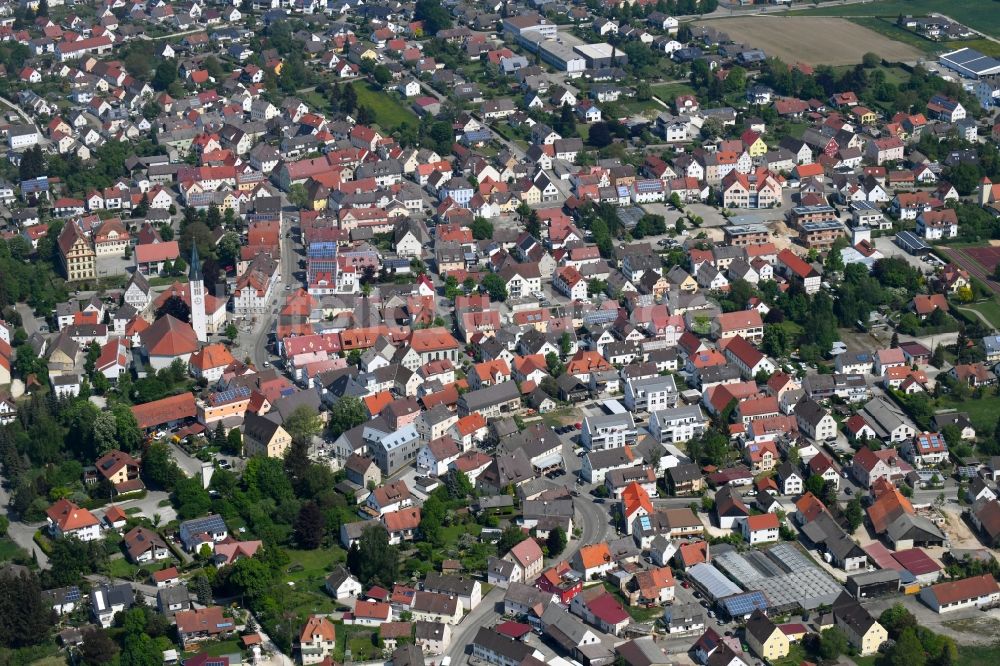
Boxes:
[188,243,207,343]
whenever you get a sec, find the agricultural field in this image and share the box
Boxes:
[943,246,1000,297]
[696,16,923,66]
[793,0,1000,40]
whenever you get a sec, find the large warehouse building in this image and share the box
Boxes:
[712,543,842,612]
[573,43,628,69]
[939,47,1000,79]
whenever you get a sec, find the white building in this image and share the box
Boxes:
[624,375,678,412]
[649,405,706,444]
[581,412,637,450]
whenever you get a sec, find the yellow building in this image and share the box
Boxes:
[833,594,888,656]
[741,130,768,158]
[243,412,293,458]
[745,610,790,662]
[197,388,251,426]
[58,220,96,282]
[746,136,768,158]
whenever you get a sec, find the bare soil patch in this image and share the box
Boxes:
[697,16,923,66]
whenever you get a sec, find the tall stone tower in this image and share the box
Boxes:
[188,243,207,343]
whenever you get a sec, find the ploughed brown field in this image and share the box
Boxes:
[696,16,923,66]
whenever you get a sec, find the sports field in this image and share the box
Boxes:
[696,16,923,66]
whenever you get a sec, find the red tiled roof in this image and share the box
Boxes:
[130,392,196,429]
[140,315,199,357]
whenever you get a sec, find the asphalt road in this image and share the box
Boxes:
[0,480,47,566]
[445,585,505,664]
[229,201,300,370]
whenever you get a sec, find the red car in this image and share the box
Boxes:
[575,422,582,430]
[681,581,690,589]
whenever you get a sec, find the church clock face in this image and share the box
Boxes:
[193,297,202,306]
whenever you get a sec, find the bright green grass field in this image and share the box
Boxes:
[350,81,418,131]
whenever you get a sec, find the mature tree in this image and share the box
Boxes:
[46,538,105,587]
[217,232,241,268]
[284,405,323,446]
[879,604,917,640]
[294,501,325,549]
[120,631,162,666]
[546,527,567,557]
[155,295,190,323]
[930,344,945,368]
[173,476,212,519]
[481,273,508,301]
[588,122,613,148]
[112,404,142,452]
[545,352,564,378]
[818,627,849,659]
[142,442,181,489]
[0,569,52,648]
[19,146,45,181]
[414,0,452,34]
[804,474,826,497]
[471,217,494,240]
[226,428,243,456]
[887,627,927,666]
[761,325,789,358]
[226,556,275,604]
[192,574,213,606]
[347,525,399,587]
[861,52,881,68]
[496,525,528,557]
[328,395,366,438]
[559,332,573,357]
[152,60,177,91]
[80,628,119,666]
[92,411,118,455]
[844,496,864,533]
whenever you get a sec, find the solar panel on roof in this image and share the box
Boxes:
[64,587,81,602]
[722,591,769,616]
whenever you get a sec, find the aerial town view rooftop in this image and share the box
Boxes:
[5,0,1000,665]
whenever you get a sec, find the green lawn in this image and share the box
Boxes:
[831,63,910,85]
[302,90,332,114]
[270,546,346,620]
[183,639,243,659]
[336,624,384,662]
[848,17,947,55]
[107,557,149,580]
[349,81,418,132]
[958,643,1000,666]
[620,99,666,118]
[651,82,697,105]
[780,122,808,140]
[348,634,383,662]
[773,644,809,666]
[0,537,27,563]
[955,298,1000,330]
[283,546,347,582]
[935,393,1000,433]
[851,655,879,666]
[792,0,1000,39]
